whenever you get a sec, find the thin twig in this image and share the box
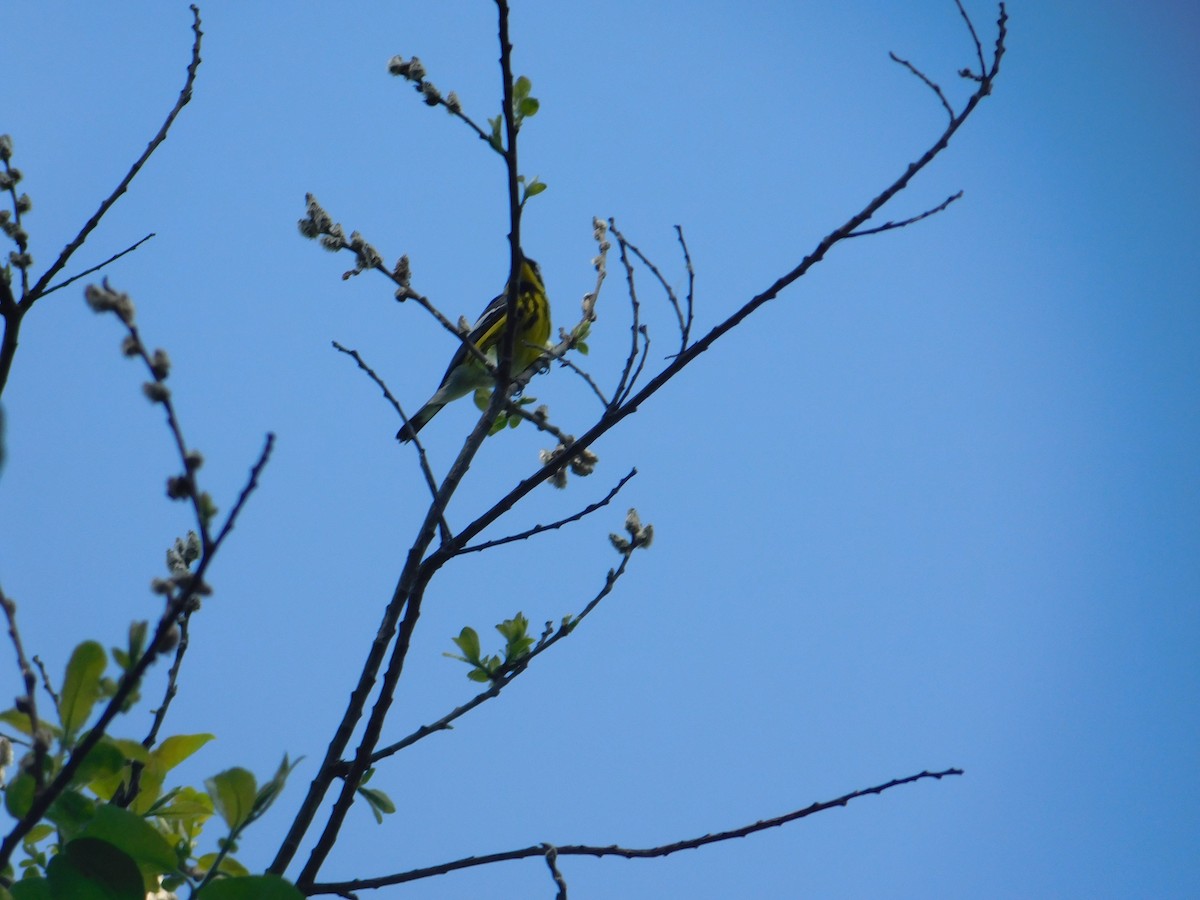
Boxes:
[461,468,637,553]
[31,656,58,708]
[675,225,695,350]
[209,432,275,551]
[39,233,156,298]
[331,341,450,541]
[846,191,963,237]
[955,0,988,78]
[610,220,691,355]
[309,768,964,894]
[500,399,574,445]
[619,327,650,408]
[0,590,47,788]
[609,232,642,410]
[889,52,955,123]
[114,610,194,808]
[556,355,609,407]
[143,612,191,751]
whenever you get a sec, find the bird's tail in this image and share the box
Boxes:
[396,402,444,443]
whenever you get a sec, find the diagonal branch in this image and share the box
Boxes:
[846,191,963,237]
[460,468,636,554]
[309,768,964,894]
[39,233,156,298]
[0,590,48,788]
[331,341,450,541]
[889,52,955,123]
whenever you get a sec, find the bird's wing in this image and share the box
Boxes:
[435,290,508,389]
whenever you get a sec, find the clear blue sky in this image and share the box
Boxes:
[3,1,1198,897]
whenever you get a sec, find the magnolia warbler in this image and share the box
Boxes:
[397,256,551,442]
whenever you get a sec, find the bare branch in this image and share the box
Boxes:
[556,355,610,406]
[309,768,964,894]
[846,191,963,238]
[0,590,47,788]
[113,611,194,808]
[675,224,695,350]
[209,432,275,552]
[889,52,955,123]
[610,219,692,354]
[331,340,450,541]
[956,0,988,79]
[142,612,192,752]
[619,326,651,408]
[609,231,643,409]
[39,233,156,298]
[461,468,637,553]
[31,656,58,708]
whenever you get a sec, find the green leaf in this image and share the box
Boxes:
[523,179,547,197]
[72,739,126,790]
[450,627,481,664]
[197,492,218,527]
[45,790,95,838]
[518,97,540,118]
[78,804,177,874]
[5,771,35,818]
[147,785,213,823]
[195,852,250,878]
[58,642,107,741]
[205,768,257,830]
[23,824,55,846]
[46,837,143,900]
[195,874,304,900]
[250,755,299,823]
[109,739,151,766]
[112,623,148,673]
[357,785,395,824]
[513,75,531,102]
[576,341,589,355]
[487,115,504,152]
[0,707,37,736]
[152,733,214,773]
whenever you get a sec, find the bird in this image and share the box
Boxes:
[397,256,551,442]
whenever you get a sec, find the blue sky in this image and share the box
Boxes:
[3,1,1198,897]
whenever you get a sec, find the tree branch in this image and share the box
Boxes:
[38,233,156,299]
[846,191,963,238]
[309,768,964,894]
[460,468,636,554]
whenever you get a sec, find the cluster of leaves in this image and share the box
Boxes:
[445,614,536,683]
[0,637,302,900]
